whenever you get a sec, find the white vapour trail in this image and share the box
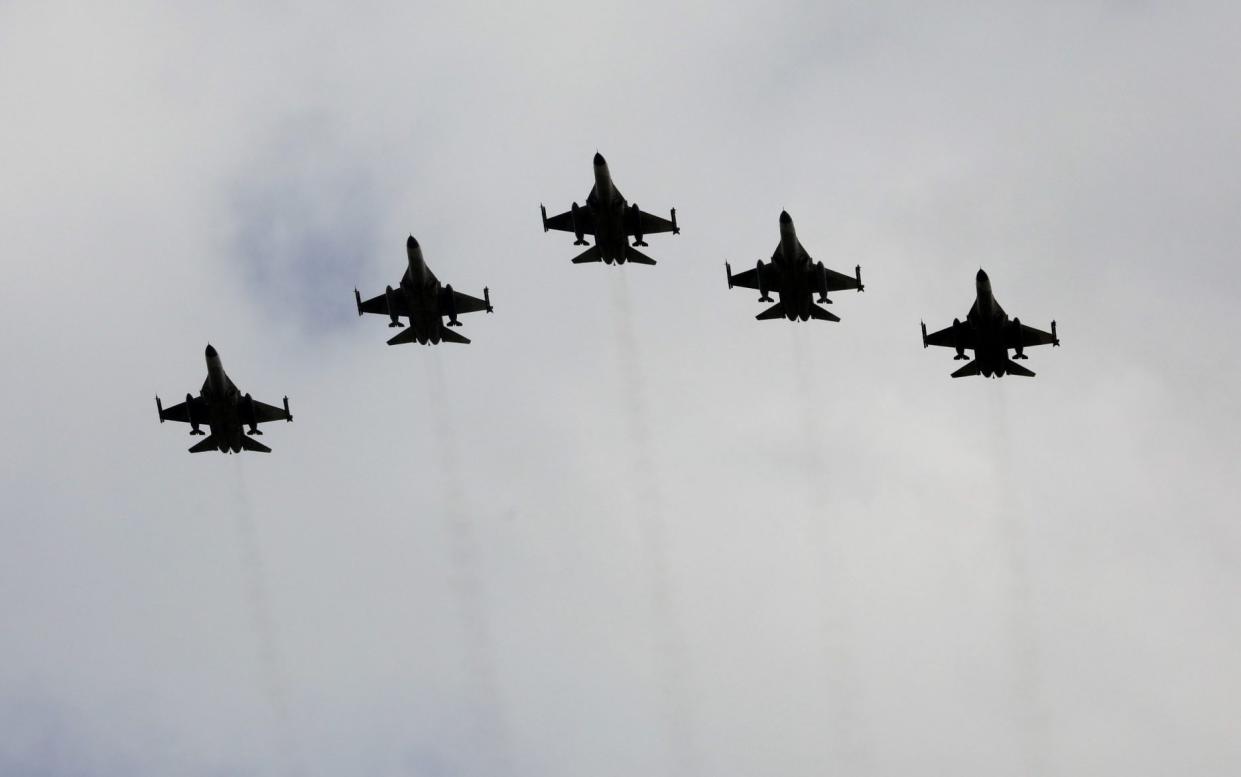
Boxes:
[232,459,303,777]
[423,353,510,775]
[988,387,1048,776]
[610,273,702,777]
[789,331,874,774]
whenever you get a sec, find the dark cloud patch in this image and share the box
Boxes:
[226,113,386,337]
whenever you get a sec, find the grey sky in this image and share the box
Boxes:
[2,2,1239,776]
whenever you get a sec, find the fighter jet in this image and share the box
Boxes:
[725,211,864,322]
[354,236,493,345]
[540,152,679,265]
[921,269,1060,378]
[155,345,292,453]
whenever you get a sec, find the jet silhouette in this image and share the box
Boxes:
[922,269,1060,378]
[540,152,679,265]
[355,236,493,345]
[725,210,864,322]
[156,345,292,453]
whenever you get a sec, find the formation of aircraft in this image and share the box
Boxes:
[156,152,1064,452]
[921,269,1060,378]
[155,345,292,453]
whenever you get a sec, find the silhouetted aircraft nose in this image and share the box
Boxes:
[779,210,792,224]
[593,152,606,166]
[205,344,217,358]
[977,269,989,283]
[407,235,419,249]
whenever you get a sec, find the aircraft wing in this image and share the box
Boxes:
[440,287,492,315]
[822,266,862,292]
[542,205,596,235]
[247,397,292,424]
[628,208,678,236]
[923,322,976,350]
[1007,321,1058,349]
[728,256,784,291]
[356,289,410,318]
[157,395,207,424]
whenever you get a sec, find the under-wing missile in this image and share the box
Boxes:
[1012,317,1026,359]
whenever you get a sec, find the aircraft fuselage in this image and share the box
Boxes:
[964,270,1014,377]
[772,212,817,321]
[201,346,246,453]
[589,157,633,264]
[398,240,448,344]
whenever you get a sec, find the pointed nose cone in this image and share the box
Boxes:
[976,268,989,283]
[593,152,606,166]
[779,210,792,225]
[406,235,419,249]
[205,344,217,359]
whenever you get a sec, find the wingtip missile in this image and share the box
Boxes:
[1051,320,1059,346]
[671,207,679,235]
[855,264,865,292]
[155,395,165,422]
[725,262,733,289]
[354,288,363,316]
[283,396,292,422]
[921,321,928,348]
[540,204,549,232]
[484,286,493,313]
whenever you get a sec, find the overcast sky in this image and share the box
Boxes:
[2,2,1240,776]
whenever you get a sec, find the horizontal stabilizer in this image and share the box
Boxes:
[808,304,840,323]
[387,327,422,346]
[950,360,981,379]
[756,302,786,321]
[438,327,471,345]
[239,435,272,453]
[387,326,471,345]
[188,436,218,454]
[570,246,602,264]
[624,246,657,265]
[1005,359,1036,377]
